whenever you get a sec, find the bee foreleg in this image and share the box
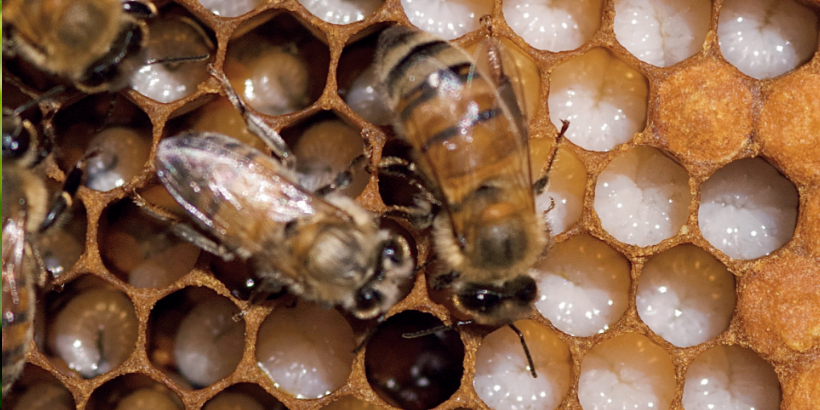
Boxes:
[207,65,294,168]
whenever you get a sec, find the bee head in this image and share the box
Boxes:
[454,275,537,325]
[302,220,413,320]
[350,232,414,319]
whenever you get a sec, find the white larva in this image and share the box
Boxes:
[49,288,139,378]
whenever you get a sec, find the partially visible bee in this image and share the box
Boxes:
[147,70,415,320]
[2,104,84,394]
[375,26,557,376]
[2,0,157,93]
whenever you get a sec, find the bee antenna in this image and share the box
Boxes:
[401,320,474,339]
[12,85,67,116]
[508,323,537,378]
[145,54,210,66]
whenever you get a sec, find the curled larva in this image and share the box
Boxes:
[115,388,183,410]
[174,296,245,387]
[226,44,310,116]
[49,288,139,378]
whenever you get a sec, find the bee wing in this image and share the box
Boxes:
[2,215,29,319]
[470,36,529,139]
[395,41,535,236]
[156,132,344,257]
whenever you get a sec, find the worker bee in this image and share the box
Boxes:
[375,26,556,376]
[154,132,414,320]
[146,70,414,320]
[2,0,157,93]
[2,104,84,394]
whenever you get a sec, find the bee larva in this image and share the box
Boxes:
[375,25,561,377]
[48,288,139,378]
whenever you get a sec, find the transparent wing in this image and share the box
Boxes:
[2,215,29,326]
[156,132,344,256]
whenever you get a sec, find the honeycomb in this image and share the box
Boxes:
[3,0,820,409]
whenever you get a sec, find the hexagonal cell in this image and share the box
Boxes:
[683,345,781,410]
[503,0,604,52]
[2,364,75,410]
[52,94,152,191]
[256,302,357,399]
[401,0,493,40]
[338,28,392,126]
[99,199,200,288]
[474,320,572,410]
[130,8,215,103]
[37,196,86,279]
[532,145,587,235]
[578,333,675,410]
[698,157,798,260]
[365,311,464,410]
[148,288,245,389]
[280,112,369,198]
[225,14,329,116]
[548,48,649,152]
[718,0,819,80]
[43,277,139,379]
[203,383,287,410]
[86,374,184,410]
[613,0,711,67]
[594,146,691,247]
[636,245,736,347]
[298,0,384,24]
[198,0,265,18]
[533,234,631,336]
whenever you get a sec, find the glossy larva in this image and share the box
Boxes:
[49,288,139,378]
[174,296,245,387]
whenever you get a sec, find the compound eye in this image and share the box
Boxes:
[355,287,383,313]
[2,118,30,161]
[513,276,537,304]
[382,238,405,265]
[459,287,502,314]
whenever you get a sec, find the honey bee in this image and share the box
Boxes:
[144,68,414,319]
[2,0,157,93]
[2,105,83,394]
[375,26,556,376]
[154,131,414,320]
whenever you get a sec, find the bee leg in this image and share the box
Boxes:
[170,224,238,262]
[533,119,569,195]
[207,65,294,168]
[376,158,440,207]
[38,159,86,233]
[383,205,435,229]
[131,192,239,261]
[314,154,367,196]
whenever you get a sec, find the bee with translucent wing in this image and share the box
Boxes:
[376,25,559,376]
[2,104,85,394]
[150,72,414,319]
